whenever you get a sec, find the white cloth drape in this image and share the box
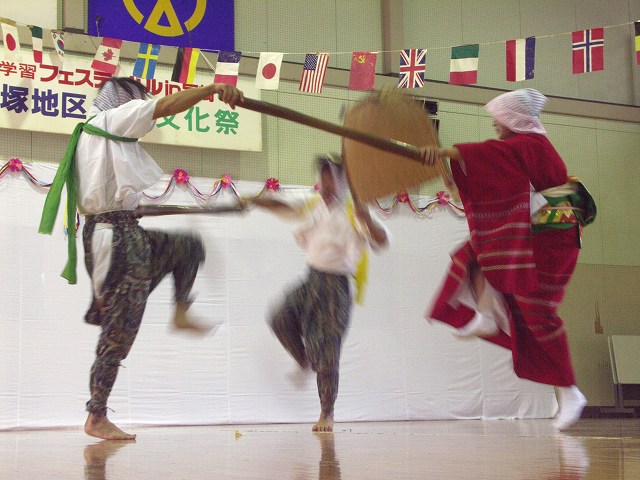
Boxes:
[0,163,558,429]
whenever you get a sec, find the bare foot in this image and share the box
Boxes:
[84,414,137,440]
[172,303,217,335]
[312,412,334,432]
[287,366,313,390]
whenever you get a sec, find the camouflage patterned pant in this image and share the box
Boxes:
[82,211,205,416]
[269,268,351,415]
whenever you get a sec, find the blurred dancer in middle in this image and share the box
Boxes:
[268,154,389,432]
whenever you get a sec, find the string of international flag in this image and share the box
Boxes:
[1,17,639,94]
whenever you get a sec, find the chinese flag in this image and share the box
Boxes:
[348,51,377,90]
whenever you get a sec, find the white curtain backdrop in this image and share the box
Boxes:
[0,163,558,429]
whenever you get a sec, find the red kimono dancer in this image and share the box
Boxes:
[428,133,583,423]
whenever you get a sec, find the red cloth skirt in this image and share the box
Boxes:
[429,228,580,386]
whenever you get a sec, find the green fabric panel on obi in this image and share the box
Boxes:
[569,181,597,226]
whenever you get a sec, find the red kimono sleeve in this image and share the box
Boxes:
[453,138,537,294]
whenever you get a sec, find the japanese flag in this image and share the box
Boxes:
[1,18,21,56]
[256,52,283,90]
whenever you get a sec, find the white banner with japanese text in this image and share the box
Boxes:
[0,50,262,151]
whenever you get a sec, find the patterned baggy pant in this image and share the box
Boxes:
[82,211,205,416]
[269,268,351,415]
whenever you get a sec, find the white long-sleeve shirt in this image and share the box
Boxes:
[75,99,163,297]
[294,200,389,275]
[75,99,163,215]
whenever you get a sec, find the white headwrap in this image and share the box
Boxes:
[90,79,148,115]
[317,154,349,202]
[484,88,548,135]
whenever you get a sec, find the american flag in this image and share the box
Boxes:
[398,48,426,88]
[299,53,329,93]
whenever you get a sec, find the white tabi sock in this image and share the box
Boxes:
[553,386,587,430]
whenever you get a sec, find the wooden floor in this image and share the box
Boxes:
[1,419,639,479]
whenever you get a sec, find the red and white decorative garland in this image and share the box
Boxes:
[1,158,465,218]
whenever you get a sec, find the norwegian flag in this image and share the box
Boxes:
[572,28,604,74]
[398,49,426,89]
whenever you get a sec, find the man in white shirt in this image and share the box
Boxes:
[268,154,389,432]
[74,77,243,441]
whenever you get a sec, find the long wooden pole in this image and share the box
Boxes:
[239,97,423,161]
[239,97,455,194]
[133,204,245,218]
[135,99,446,219]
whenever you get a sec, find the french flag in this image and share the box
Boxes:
[506,37,536,82]
[214,51,242,86]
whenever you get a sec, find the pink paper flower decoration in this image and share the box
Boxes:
[173,169,189,184]
[221,174,232,188]
[436,190,450,205]
[397,192,410,203]
[265,177,280,191]
[8,158,23,172]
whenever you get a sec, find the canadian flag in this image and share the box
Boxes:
[255,52,283,90]
[91,37,123,75]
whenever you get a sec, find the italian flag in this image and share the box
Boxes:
[450,44,479,85]
[29,25,43,63]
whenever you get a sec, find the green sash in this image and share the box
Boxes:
[531,180,597,234]
[38,120,138,284]
[531,180,597,250]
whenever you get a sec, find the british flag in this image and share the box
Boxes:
[398,48,426,89]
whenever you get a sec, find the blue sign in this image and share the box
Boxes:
[87,0,234,51]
